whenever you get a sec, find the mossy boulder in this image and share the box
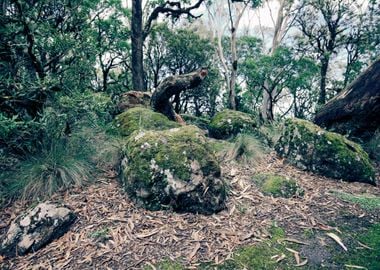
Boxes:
[253,173,304,198]
[208,110,258,139]
[119,125,226,214]
[114,107,179,137]
[275,118,376,185]
[181,114,210,130]
[116,90,151,113]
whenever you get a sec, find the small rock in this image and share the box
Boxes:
[0,202,76,257]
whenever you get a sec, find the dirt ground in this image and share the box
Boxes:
[1,152,379,269]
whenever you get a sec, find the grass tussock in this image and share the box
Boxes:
[332,190,380,211]
[225,134,268,165]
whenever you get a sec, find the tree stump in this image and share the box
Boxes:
[150,68,208,122]
[314,58,380,140]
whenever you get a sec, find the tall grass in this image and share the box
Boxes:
[225,134,269,165]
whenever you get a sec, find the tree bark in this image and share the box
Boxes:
[151,68,208,121]
[318,56,329,105]
[131,0,145,91]
[314,58,380,140]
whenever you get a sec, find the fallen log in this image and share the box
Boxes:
[150,68,208,121]
[314,58,380,140]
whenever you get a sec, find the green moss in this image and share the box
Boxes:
[181,114,210,130]
[337,223,380,270]
[275,118,376,185]
[114,107,179,137]
[332,191,380,211]
[253,173,304,198]
[208,110,258,139]
[120,126,226,214]
[201,225,299,270]
[145,259,185,270]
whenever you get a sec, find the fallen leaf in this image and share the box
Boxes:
[326,232,347,251]
[188,242,201,261]
[295,259,308,267]
[344,264,368,269]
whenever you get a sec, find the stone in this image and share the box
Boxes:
[120,125,226,214]
[208,110,258,139]
[0,202,76,257]
[114,107,180,137]
[116,91,151,113]
[275,118,376,185]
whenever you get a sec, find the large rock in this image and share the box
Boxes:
[120,125,226,214]
[275,118,376,185]
[208,110,257,139]
[116,91,151,113]
[0,202,76,257]
[114,107,180,137]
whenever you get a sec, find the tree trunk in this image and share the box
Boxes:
[151,68,208,121]
[314,58,380,140]
[260,0,286,122]
[318,56,329,105]
[131,0,145,91]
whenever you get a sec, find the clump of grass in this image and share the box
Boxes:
[2,138,93,202]
[144,259,184,270]
[225,134,268,165]
[364,129,380,162]
[331,191,380,211]
[90,227,111,242]
[253,173,304,198]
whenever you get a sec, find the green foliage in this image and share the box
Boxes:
[145,260,184,270]
[253,173,304,198]
[145,23,222,116]
[332,191,380,211]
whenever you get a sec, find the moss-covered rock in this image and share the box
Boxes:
[253,173,304,198]
[275,118,376,185]
[181,114,210,130]
[114,107,179,137]
[119,125,226,214]
[208,110,258,139]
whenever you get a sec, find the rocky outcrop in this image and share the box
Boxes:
[117,91,152,113]
[114,107,180,137]
[208,110,258,139]
[120,125,226,214]
[275,118,376,185]
[253,174,304,198]
[0,202,76,257]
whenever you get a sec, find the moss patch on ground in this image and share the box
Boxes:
[114,107,179,137]
[335,223,380,270]
[253,173,304,198]
[208,110,258,139]
[331,191,380,211]
[275,118,376,185]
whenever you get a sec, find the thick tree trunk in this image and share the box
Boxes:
[151,68,208,121]
[131,0,145,91]
[314,58,380,140]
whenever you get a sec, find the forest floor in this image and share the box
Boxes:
[1,152,379,270]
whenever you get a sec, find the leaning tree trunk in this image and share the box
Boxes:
[314,58,380,140]
[151,68,208,121]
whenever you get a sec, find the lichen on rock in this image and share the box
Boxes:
[208,110,258,139]
[119,125,226,214]
[114,107,180,137]
[275,118,376,185]
[0,202,76,257]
